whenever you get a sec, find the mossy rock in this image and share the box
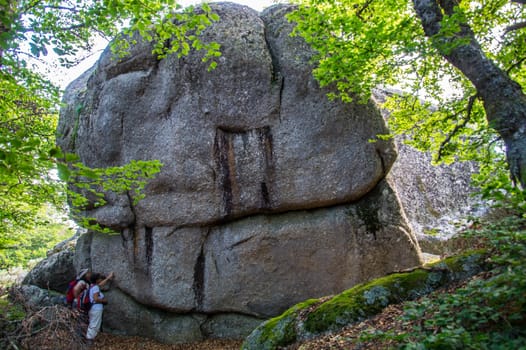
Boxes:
[242,250,490,350]
[241,299,320,350]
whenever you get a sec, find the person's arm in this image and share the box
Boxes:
[92,289,108,305]
[98,272,115,288]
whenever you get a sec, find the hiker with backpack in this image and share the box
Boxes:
[74,269,92,307]
[86,272,114,343]
[66,268,115,311]
[65,268,91,309]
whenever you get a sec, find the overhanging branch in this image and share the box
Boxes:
[437,94,478,161]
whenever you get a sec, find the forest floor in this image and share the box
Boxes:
[96,334,243,349]
[91,305,410,350]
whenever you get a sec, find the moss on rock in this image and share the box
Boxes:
[241,299,320,350]
[242,250,490,350]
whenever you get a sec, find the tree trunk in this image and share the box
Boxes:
[0,0,15,68]
[413,0,526,188]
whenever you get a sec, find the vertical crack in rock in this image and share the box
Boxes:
[375,147,387,176]
[226,134,240,211]
[214,129,235,216]
[263,25,284,122]
[120,225,136,267]
[193,230,208,312]
[120,225,134,247]
[133,227,140,261]
[144,226,153,265]
[120,112,124,138]
[261,182,270,207]
[278,76,284,122]
[356,187,383,240]
[258,126,274,209]
[264,27,281,83]
[160,103,172,120]
[124,191,139,262]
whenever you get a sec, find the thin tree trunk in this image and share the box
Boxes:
[413,0,526,188]
[0,0,15,68]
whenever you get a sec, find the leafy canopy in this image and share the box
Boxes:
[289,0,526,211]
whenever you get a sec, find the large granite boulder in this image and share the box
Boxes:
[56,3,422,342]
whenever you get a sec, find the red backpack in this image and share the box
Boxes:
[65,279,78,305]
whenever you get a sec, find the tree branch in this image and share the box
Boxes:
[22,0,45,14]
[505,21,526,33]
[437,94,478,161]
[354,0,375,21]
[42,5,78,12]
[506,56,526,74]
[412,0,521,111]
[413,0,526,188]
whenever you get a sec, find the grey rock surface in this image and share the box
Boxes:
[56,2,423,343]
[22,248,74,293]
[103,287,264,342]
[83,179,419,316]
[57,3,396,229]
[389,141,481,253]
[373,89,484,254]
[17,285,65,307]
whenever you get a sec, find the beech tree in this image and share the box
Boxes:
[290,0,526,197]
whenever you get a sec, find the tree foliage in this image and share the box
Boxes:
[58,157,163,233]
[289,0,526,200]
[0,206,73,269]
[0,65,63,240]
[0,1,220,261]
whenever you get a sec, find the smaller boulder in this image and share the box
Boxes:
[17,285,65,308]
[22,248,74,293]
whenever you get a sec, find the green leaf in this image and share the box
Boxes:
[56,163,71,181]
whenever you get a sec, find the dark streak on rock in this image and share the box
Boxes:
[145,226,153,265]
[214,128,235,216]
[193,239,206,311]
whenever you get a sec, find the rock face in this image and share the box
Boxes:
[56,3,422,342]
[389,141,481,253]
[17,285,66,308]
[22,247,74,293]
[373,89,484,254]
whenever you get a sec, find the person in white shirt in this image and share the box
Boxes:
[86,271,114,342]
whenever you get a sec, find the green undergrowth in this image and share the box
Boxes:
[242,250,490,350]
[374,215,526,349]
